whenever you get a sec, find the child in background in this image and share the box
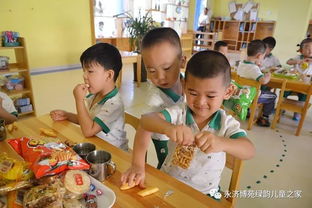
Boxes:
[0,92,18,124]
[237,40,277,127]
[285,37,312,121]
[50,43,128,151]
[262,37,281,70]
[214,41,228,56]
[121,51,255,196]
[137,27,186,169]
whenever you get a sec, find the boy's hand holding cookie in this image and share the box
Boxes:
[73,84,89,101]
[121,165,145,188]
[164,124,194,145]
[195,131,225,154]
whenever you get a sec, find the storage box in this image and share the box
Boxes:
[5,76,24,91]
[17,104,33,113]
[15,98,30,106]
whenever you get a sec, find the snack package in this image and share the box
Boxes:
[23,182,65,208]
[0,153,33,195]
[223,81,257,120]
[64,170,91,199]
[8,137,90,179]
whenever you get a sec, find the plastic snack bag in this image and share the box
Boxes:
[0,153,33,195]
[8,137,90,179]
[223,81,257,120]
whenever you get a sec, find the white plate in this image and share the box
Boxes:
[82,176,116,208]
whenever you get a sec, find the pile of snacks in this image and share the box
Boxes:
[8,137,90,178]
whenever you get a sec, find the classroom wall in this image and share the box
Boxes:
[211,0,312,64]
[274,0,312,64]
[0,0,92,116]
[211,0,279,21]
[0,0,92,69]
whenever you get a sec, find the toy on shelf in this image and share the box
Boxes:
[1,31,20,47]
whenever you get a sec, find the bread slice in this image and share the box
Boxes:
[137,187,159,197]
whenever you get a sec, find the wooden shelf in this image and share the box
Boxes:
[0,68,28,74]
[166,3,189,8]
[18,111,34,117]
[0,46,24,50]
[5,89,31,96]
[146,9,165,13]
[210,19,275,51]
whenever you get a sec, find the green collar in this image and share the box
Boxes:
[300,55,304,60]
[158,87,181,103]
[185,108,221,130]
[243,60,255,65]
[267,53,272,57]
[86,87,118,105]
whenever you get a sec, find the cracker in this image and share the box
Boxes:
[171,144,196,169]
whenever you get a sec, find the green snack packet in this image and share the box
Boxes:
[223,81,257,120]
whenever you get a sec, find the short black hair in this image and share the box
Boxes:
[80,43,122,82]
[185,50,231,86]
[262,36,276,49]
[299,37,312,50]
[142,27,182,57]
[214,41,228,51]
[247,40,267,57]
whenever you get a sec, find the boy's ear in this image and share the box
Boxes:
[223,83,235,100]
[106,69,115,80]
[180,55,187,69]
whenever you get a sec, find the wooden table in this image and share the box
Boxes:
[1,114,226,208]
[119,51,142,88]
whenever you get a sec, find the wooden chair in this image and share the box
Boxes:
[192,31,217,54]
[233,75,263,130]
[271,79,312,136]
[220,153,243,208]
[125,112,140,130]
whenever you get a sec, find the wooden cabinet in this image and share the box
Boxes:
[0,37,36,117]
[181,33,193,59]
[209,19,275,51]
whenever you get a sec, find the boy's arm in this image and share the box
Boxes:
[258,72,271,85]
[0,107,17,124]
[121,125,151,188]
[74,84,102,137]
[221,137,255,160]
[141,112,194,145]
[195,132,255,160]
[287,58,301,65]
[65,112,79,124]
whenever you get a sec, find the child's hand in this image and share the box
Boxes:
[303,58,312,63]
[121,165,145,188]
[163,124,194,145]
[50,110,68,121]
[73,84,89,101]
[195,131,225,154]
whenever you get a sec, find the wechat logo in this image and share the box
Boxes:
[209,188,222,199]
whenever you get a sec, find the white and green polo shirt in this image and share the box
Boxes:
[261,53,281,70]
[0,92,18,117]
[292,55,312,75]
[237,60,264,81]
[145,81,184,141]
[160,103,247,194]
[85,88,128,151]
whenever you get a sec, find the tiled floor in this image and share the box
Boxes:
[119,64,312,208]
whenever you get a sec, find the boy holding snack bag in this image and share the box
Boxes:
[121,51,255,197]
